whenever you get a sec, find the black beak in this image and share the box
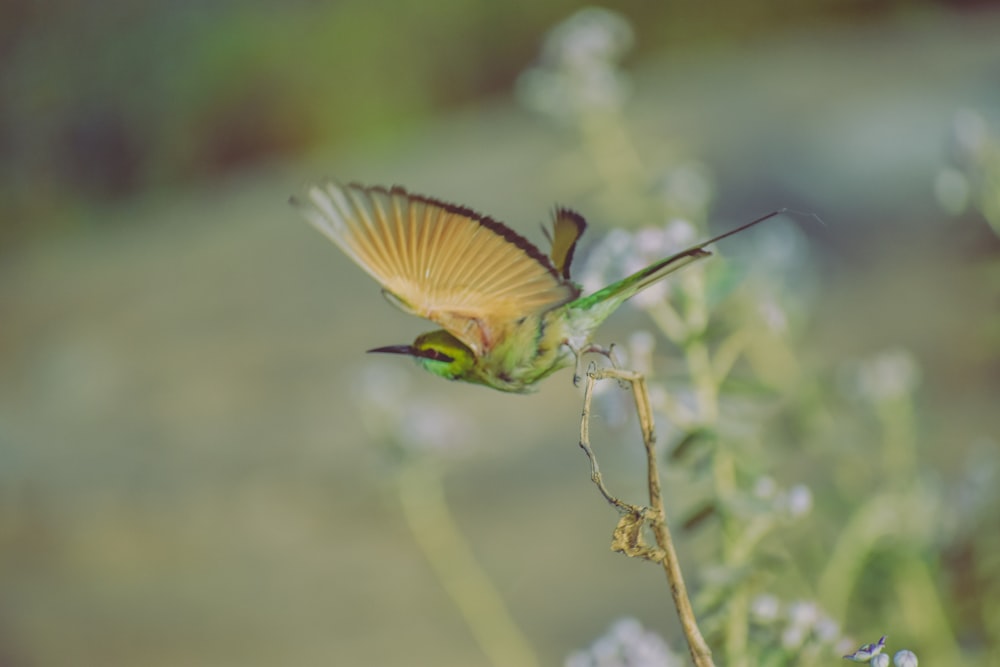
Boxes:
[367,344,418,356]
[367,344,454,363]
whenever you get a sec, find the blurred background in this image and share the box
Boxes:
[2,1,1000,665]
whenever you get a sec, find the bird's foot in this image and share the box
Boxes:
[570,342,624,387]
[585,343,628,388]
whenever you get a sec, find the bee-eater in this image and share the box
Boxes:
[291,180,779,393]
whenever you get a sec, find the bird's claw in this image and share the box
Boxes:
[572,360,599,386]
[569,341,627,387]
[606,342,621,369]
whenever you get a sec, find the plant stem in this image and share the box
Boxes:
[396,461,539,667]
[686,319,749,666]
[581,367,716,667]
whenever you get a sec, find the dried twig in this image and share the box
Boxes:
[579,366,715,667]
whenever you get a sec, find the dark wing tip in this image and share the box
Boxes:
[550,207,588,279]
[554,207,587,234]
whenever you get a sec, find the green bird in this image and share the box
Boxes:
[291,180,779,393]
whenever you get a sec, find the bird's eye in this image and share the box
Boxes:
[417,348,454,363]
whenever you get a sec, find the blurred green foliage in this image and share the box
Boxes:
[1,2,999,667]
[2,0,932,245]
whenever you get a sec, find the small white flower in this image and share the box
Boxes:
[814,616,841,643]
[610,617,645,642]
[590,634,619,663]
[892,649,918,667]
[578,228,633,295]
[784,484,813,519]
[871,654,890,667]
[781,623,806,650]
[604,227,635,255]
[623,631,675,666]
[856,349,921,401]
[753,476,778,500]
[788,600,819,629]
[661,218,698,248]
[750,593,781,622]
[517,8,634,119]
[634,226,672,258]
[543,7,634,69]
[566,617,680,666]
[758,295,789,334]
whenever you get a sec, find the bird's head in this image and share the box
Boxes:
[368,330,476,381]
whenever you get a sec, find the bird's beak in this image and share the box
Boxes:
[367,344,418,356]
[367,344,455,363]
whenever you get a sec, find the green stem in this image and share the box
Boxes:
[686,311,749,665]
[687,338,719,425]
[893,557,963,664]
[817,497,897,622]
[396,462,539,667]
[725,585,750,667]
[714,447,749,667]
[877,395,916,487]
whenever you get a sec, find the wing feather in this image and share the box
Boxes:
[292,180,581,354]
[548,208,587,279]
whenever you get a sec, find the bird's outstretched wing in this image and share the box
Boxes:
[292,180,581,355]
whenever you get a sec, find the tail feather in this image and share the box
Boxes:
[570,247,711,326]
[567,209,785,327]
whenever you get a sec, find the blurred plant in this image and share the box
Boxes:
[341,9,993,667]
[515,6,989,667]
[518,6,659,227]
[565,617,683,667]
[935,108,1000,238]
[517,7,835,667]
[357,362,539,667]
[817,348,966,664]
[934,107,1000,376]
[745,596,842,666]
[933,113,1000,666]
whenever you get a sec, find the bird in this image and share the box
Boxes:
[291,180,781,393]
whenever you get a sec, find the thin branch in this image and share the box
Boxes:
[579,376,639,514]
[580,367,715,667]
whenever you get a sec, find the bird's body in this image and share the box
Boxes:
[291,180,777,393]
